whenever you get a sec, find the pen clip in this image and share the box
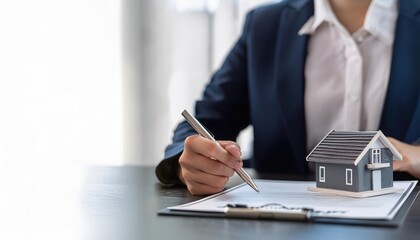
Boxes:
[226,203,248,208]
[224,203,313,221]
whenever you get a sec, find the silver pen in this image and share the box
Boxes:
[181,110,260,193]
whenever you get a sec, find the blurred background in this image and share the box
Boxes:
[0,0,280,168]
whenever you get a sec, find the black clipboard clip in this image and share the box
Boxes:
[224,203,313,221]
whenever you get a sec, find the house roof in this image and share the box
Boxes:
[306,130,402,165]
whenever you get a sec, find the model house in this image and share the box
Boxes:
[306,130,403,198]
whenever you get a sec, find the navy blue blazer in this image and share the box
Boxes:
[161,0,420,177]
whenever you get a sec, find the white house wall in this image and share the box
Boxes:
[371,139,386,149]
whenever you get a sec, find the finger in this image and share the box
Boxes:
[387,137,401,147]
[182,168,229,190]
[185,136,241,169]
[219,141,242,159]
[388,137,407,160]
[180,153,235,177]
[191,172,229,189]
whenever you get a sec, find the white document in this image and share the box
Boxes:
[169,180,417,220]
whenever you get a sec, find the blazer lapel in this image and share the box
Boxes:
[275,0,313,173]
[380,0,420,143]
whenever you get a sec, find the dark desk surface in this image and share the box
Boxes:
[83,166,420,240]
[2,165,419,240]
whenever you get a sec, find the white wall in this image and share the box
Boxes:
[0,0,280,167]
[0,0,123,167]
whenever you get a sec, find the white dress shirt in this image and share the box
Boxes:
[299,0,398,151]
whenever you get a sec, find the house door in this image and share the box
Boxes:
[372,170,381,190]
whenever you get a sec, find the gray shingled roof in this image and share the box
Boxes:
[306,130,378,164]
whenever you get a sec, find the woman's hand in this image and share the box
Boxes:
[177,135,243,195]
[388,137,420,179]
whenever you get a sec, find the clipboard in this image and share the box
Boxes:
[158,181,419,227]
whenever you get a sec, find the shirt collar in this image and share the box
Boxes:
[298,0,398,45]
[364,0,398,45]
[298,0,339,35]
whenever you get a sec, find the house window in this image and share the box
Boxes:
[319,166,325,182]
[371,149,381,164]
[346,169,353,185]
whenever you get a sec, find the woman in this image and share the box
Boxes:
[156,0,420,195]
